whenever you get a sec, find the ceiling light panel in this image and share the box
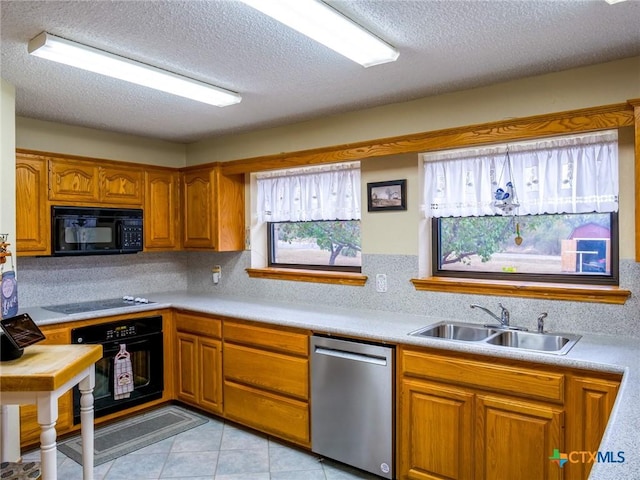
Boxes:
[240,0,399,67]
[28,32,241,107]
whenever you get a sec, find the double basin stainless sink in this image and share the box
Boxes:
[409,321,581,355]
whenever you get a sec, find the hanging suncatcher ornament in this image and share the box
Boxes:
[514,221,523,246]
[492,147,520,216]
[492,148,523,245]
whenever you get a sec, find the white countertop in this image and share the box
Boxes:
[24,291,640,479]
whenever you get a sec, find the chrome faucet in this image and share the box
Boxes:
[470,303,510,328]
[537,313,548,333]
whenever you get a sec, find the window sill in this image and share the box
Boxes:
[246,268,368,286]
[410,276,631,304]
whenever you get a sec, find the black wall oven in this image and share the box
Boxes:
[71,315,164,424]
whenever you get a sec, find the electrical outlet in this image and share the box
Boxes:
[212,265,222,284]
[376,274,387,293]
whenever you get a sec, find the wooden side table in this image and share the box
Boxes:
[0,344,102,480]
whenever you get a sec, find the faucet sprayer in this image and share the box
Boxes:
[537,313,548,333]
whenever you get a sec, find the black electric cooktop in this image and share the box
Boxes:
[41,297,154,315]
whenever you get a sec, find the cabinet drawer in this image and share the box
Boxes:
[224,381,309,446]
[175,312,222,339]
[402,348,564,403]
[224,321,308,356]
[224,343,309,400]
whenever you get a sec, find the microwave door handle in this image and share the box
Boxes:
[115,219,124,249]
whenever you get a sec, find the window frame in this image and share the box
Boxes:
[267,220,362,273]
[431,212,620,286]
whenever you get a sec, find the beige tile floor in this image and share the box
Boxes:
[23,407,383,479]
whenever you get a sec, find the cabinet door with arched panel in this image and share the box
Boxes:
[16,153,49,255]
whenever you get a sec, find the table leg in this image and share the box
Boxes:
[36,395,58,480]
[78,370,95,480]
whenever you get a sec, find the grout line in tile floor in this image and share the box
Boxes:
[22,406,383,480]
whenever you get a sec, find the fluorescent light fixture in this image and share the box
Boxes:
[28,32,241,107]
[604,0,627,3]
[240,0,399,68]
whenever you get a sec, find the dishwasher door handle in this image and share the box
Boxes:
[314,346,388,366]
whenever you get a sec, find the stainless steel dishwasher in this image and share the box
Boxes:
[311,335,394,479]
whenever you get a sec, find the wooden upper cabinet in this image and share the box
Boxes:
[182,166,245,251]
[217,170,245,251]
[183,168,214,249]
[48,157,143,206]
[16,154,49,255]
[16,149,246,254]
[49,158,100,202]
[144,168,181,250]
[100,165,143,205]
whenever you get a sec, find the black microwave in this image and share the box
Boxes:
[51,206,143,256]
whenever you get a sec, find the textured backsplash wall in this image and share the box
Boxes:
[17,252,189,308]
[16,250,639,338]
[186,251,640,339]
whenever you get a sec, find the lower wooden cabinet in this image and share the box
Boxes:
[564,375,620,480]
[223,381,310,445]
[400,378,474,480]
[475,394,563,480]
[400,378,563,480]
[16,308,622,480]
[174,311,223,415]
[398,346,620,480]
[222,320,310,446]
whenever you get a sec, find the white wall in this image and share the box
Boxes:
[0,77,20,462]
[189,56,639,258]
[16,117,186,168]
[187,56,640,164]
[0,79,16,255]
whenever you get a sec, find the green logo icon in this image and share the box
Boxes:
[549,449,568,468]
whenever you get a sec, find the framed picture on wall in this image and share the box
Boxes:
[367,179,407,212]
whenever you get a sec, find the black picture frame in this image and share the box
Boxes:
[367,179,407,212]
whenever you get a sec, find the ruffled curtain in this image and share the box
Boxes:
[257,162,361,222]
[423,130,618,218]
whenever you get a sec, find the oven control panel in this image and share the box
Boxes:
[106,324,137,340]
[71,315,162,344]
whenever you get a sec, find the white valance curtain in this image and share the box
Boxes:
[422,130,618,218]
[257,162,361,222]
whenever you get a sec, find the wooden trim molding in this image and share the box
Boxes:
[410,277,631,304]
[15,148,155,171]
[221,102,634,175]
[629,98,640,262]
[246,268,368,286]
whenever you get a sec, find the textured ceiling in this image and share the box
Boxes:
[1,0,639,144]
